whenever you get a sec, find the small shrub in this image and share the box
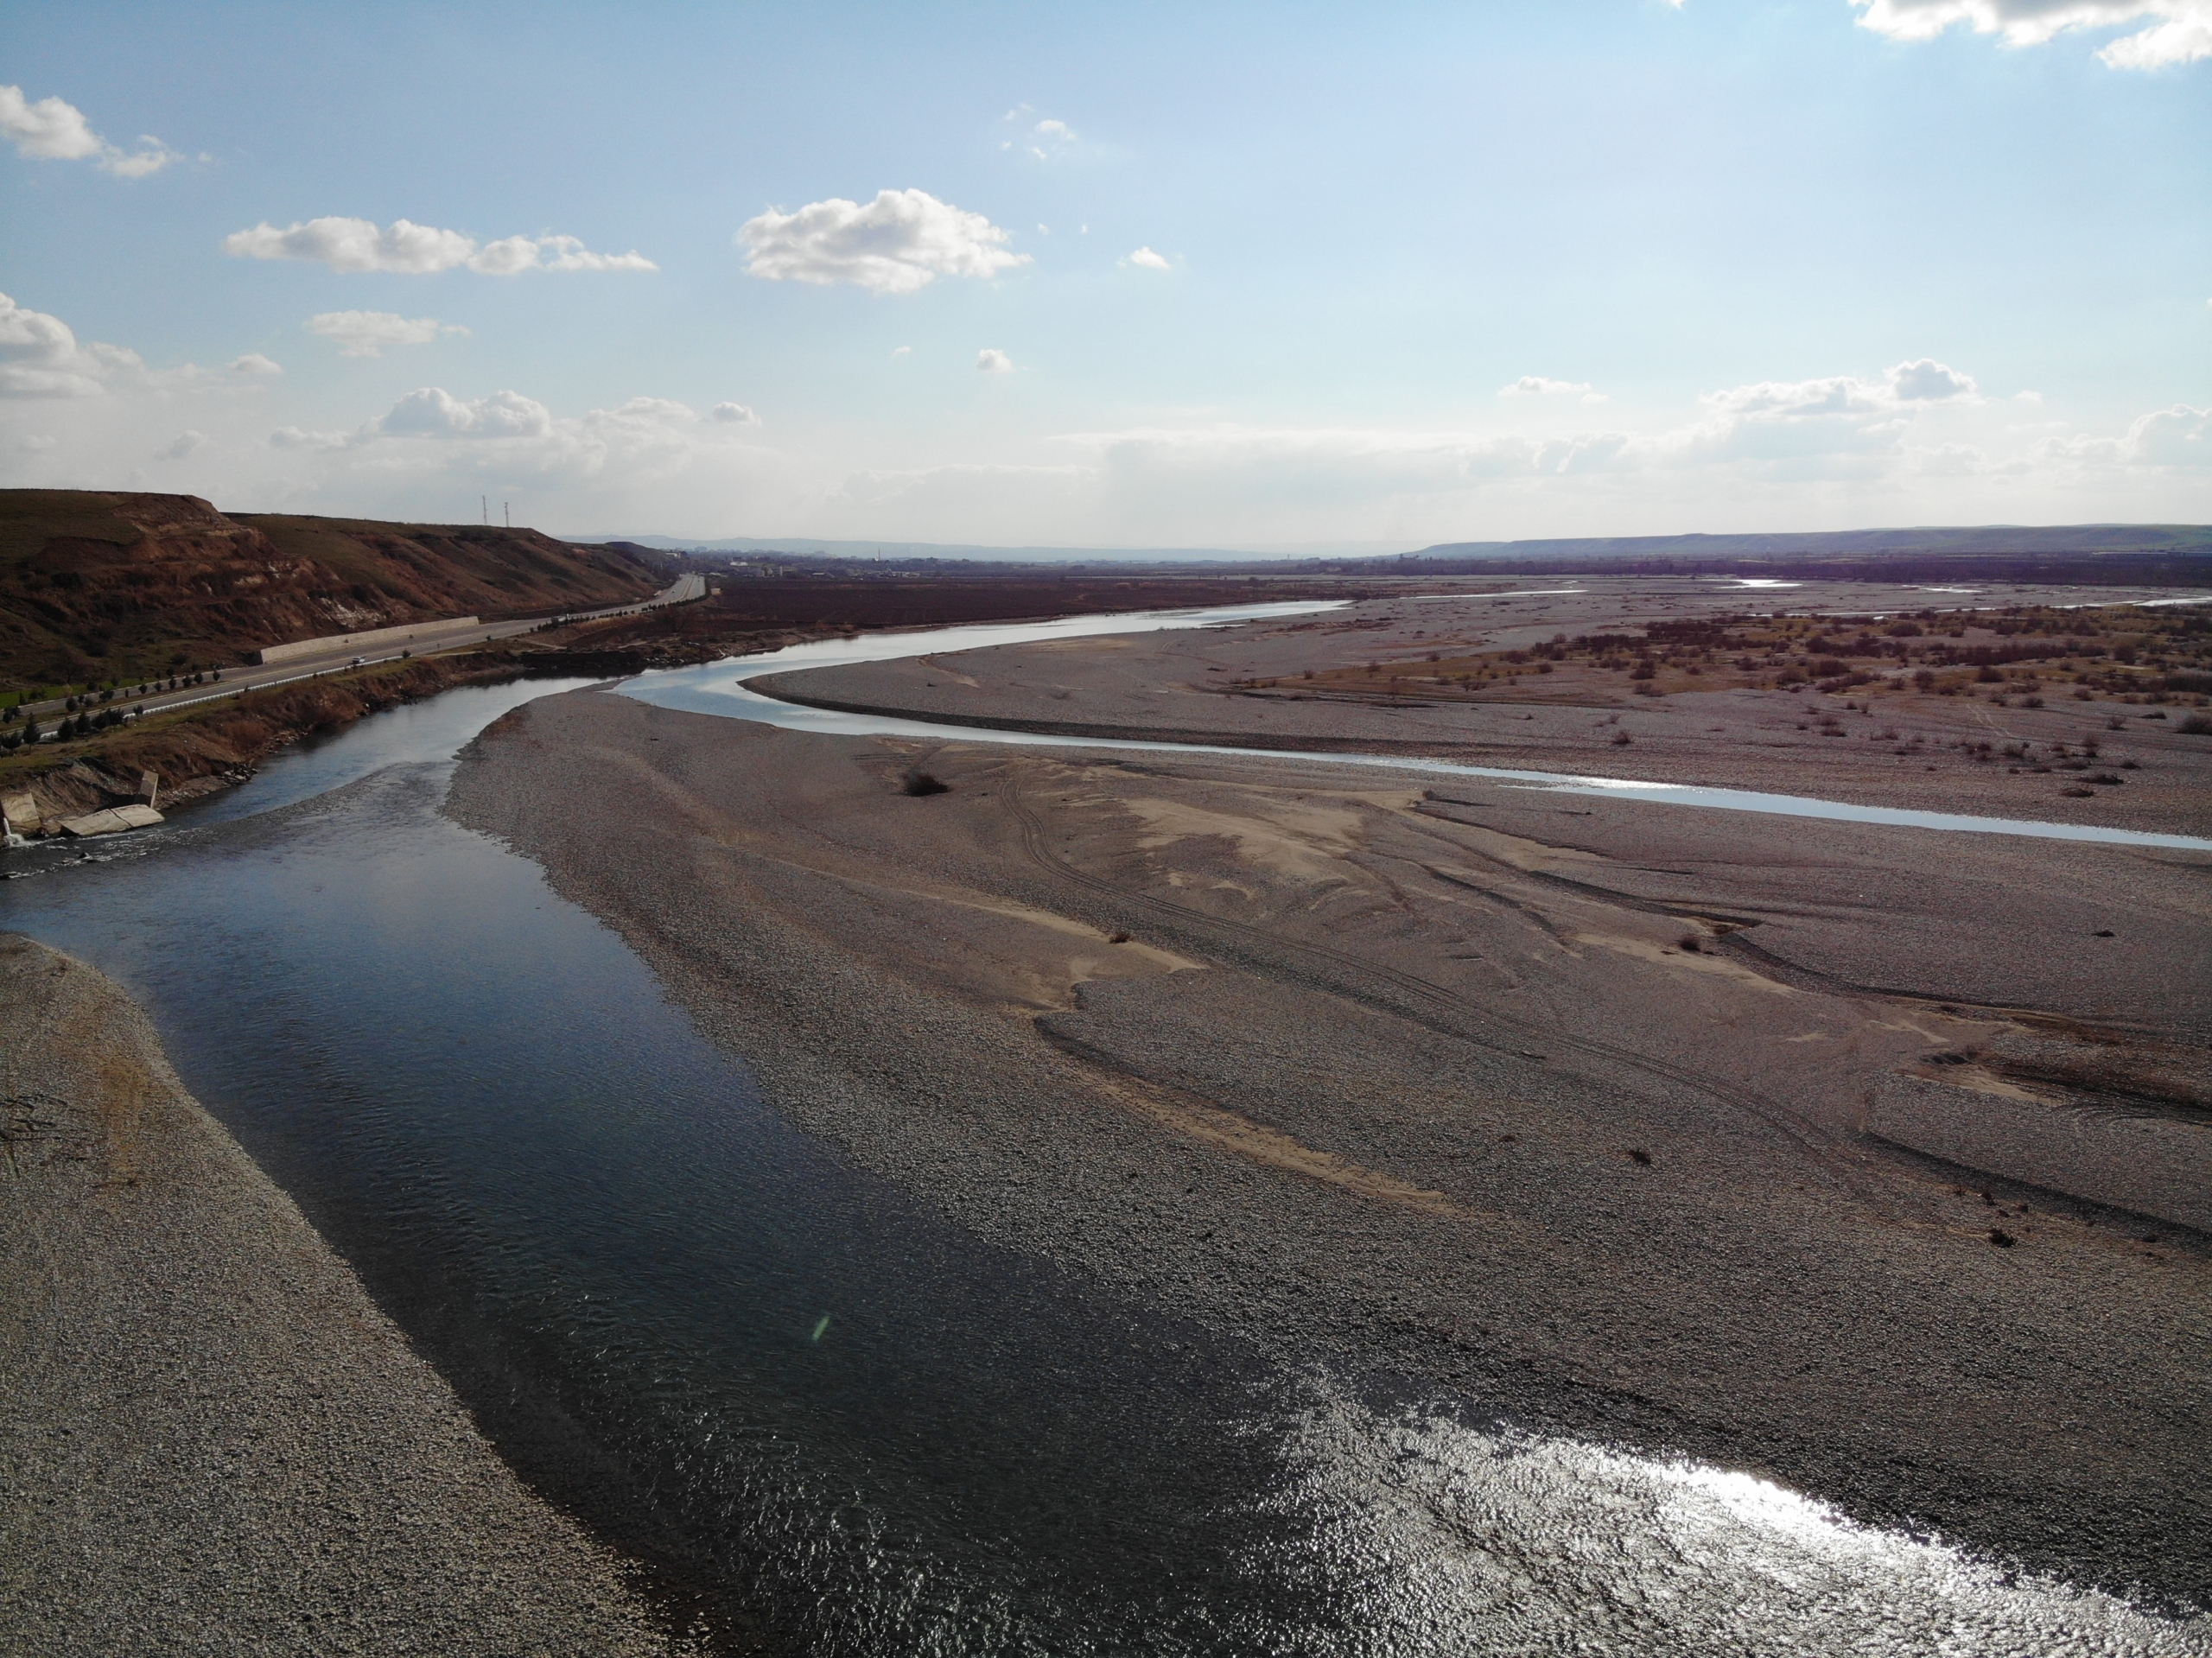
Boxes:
[1610,730,1632,746]
[1107,931,1131,943]
[900,770,950,797]
[1988,1228,2016,1248]
[2180,715,2212,734]
[1626,1147,1654,1166]
[1677,934,1701,952]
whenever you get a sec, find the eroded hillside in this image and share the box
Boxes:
[0,490,671,691]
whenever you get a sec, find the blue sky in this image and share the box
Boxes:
[2,0,2206,548]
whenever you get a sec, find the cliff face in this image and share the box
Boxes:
[0,491,670,691]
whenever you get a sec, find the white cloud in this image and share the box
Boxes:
[305,310,468,358]
[977,348,1014,373]
[2039,403,2212,467]
[230,352,283,376]
[0,86,97,160]
[1500,376,1606,403]
[251,388,760,501]
[1885,357,1979,401]
[0,292,143,397]
[1122,246,1172,270]
[101,138,183,179]
[156,430,207,461]
[736,189,1027,295]
[2126,403,2211,463]
[0,85,181,175]
[711,401,761,425]
[268,426,350,452]
[375,387,554,439]
[224,217,658,276]
[1851,0,2212,67]
[1001,107,1082,160]
[1701,358,1977,419]
[892,345,913,358]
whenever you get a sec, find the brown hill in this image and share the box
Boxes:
[0,490,671,693]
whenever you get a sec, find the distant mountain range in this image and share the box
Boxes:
[569,524,2212,569]
[1410,524,2212,562]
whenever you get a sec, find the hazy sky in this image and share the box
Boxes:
[3,0,2207,549]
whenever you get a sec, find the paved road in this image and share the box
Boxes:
[22,573,707,730]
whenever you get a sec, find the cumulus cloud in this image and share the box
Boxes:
[1051,361,1989,499]
[976,348,1014,373]
[1001,107,1081,160]
[253,387,754,499]
[306,310,468,358]
[230,352,283,376]
[223,217,658,276]
[1500,376,1607,403]
[1701,358,1977,419]
[156,430,207,461]
[736,189,1027,295]
[375,387,554,439]
[2038,403,2211,467]
[1122,246,1172,270]
[1851,0,2212,67]
[0,85,181,175]
[711,401,760,425]
[0,292,143,397]
[892,345,913,358]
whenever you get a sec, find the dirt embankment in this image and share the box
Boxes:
[0,488,669,690]
[1,654,525,828]
[0,935,683,1656]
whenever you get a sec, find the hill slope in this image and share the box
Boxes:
[1398,524,2212,583]
[0,491,671,691]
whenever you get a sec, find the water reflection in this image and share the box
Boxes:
[1263,1384,2202,1655]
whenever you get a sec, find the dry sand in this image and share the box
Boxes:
[0,935,682,1657]
[448,605,2211,1610]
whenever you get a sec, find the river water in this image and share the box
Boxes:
[6,614,2205,1655]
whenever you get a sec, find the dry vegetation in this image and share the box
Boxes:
[1239,603,2212,715]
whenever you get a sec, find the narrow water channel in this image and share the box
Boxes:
[626,601,2212,853]
[6,615,2202,1655]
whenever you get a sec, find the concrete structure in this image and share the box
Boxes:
[58,804,164,837]
[256,616,480,666]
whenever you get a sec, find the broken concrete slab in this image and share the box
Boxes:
[57,804,164,837]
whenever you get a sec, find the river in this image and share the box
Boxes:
[5,609,2202,1655]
